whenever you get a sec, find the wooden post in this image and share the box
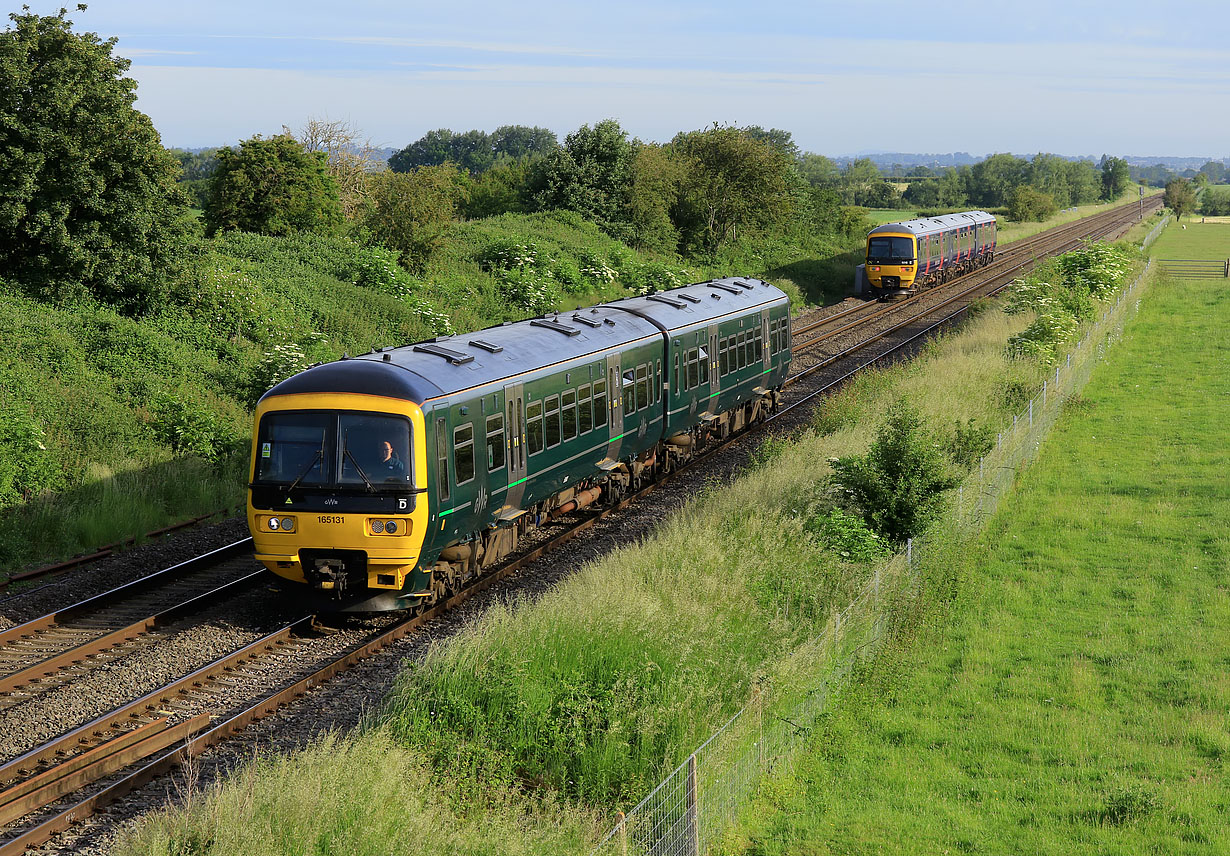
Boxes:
[686,754,700,856]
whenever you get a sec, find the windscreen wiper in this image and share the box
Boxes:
[343,445,376,492]
[284,448,323,493]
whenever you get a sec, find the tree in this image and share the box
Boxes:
[360,165,466,273]
[0,7,191,313]
[1197,161,1226,183]
[292,117,379,219]
[1164,178,1197,219]
[668,124,794,256]
[203,134,344,237]
[1200,186,1230,216]
[1100,155,1131,201]
[798,153,839,187]
[459,157,533,219]
[624,142,682,254]
[969,153,1028,207]
[531,119,634,231]
[389,125,557,174]
[837,158,881,204]
[1007,185,1058,222]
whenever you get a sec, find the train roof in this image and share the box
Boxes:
[868,210,995,238]
[604,277,787,335]
[260,277,785,406]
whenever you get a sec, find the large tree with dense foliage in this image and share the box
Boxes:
[531,119,634,231]
[0,7,191,313]
[202,134,344,237]
[668,124,794,256]
[360,165,466,273]
[389,125,557,174]
[1164,178,1197,219]
[1100,155,1131,201]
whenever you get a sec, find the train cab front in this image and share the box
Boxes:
[865,233,917,297]
[246,392,431,610]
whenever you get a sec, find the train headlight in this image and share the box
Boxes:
[371,519,385,534]
[280,517,295,532]
[268,517,279,531]
[385,520,398,534]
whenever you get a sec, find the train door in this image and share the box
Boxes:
[759,310,771,377]
[605,352,624,460]
[503,383,527,509]
[708,325,719,408]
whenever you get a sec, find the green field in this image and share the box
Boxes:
[1147,219,1230,259]
[718,232,1230,854]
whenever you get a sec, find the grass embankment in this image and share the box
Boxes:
[117,260,1090,854]
[1147,217,1230,258]
[718,234,1229,853]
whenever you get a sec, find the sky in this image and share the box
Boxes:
[23,1,1230,158]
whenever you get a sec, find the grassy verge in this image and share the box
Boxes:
[716,234,1228,853]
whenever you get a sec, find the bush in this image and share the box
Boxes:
[830,401,958,543]
[0,410,62,507]
[150,393,233,462]
[806,507,890,562]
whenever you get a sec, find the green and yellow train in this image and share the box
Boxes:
[247,277,792,611]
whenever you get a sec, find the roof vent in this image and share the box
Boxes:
[571,313,603,328]
[530,318,581,337]
[733,280,755,290]
[469,338,503,353]
[710,283,742,295]
[647,293,687,309]
[412,343,474,365]
[382,353,392,362]
[679,294,702,304]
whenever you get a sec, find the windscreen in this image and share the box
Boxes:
[255,411,412,489]
[867,236,915,263]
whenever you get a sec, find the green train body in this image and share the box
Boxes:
[247,277,791,611]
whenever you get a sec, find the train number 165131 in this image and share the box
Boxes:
[316,515,345,524]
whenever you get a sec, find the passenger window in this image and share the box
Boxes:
[686,348,699,389]
[486,414,505,471]
[656,359,663,402]
[623,371,636,416]
[454,424,474,485]
[635,365,648,410]
[698,346,708,385]
[526,401,544,455]
[578,384,592,434]
[545,395,561,447]
[674,353,680,391]
[435,417,450,501]
[737,333,746,370]
[562,389,577,441]
[593,379,608,428]
[720,338,728,375]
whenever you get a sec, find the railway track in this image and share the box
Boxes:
[0,196,1160,854]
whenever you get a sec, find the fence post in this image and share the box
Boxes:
[1042,379,1047,406]
[907,538,913,567]
[1029,398,1033,426]
[615,812,628,856]
[686,754,700,856]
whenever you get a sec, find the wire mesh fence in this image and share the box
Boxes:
[590,260,1155,856]
[1141,214,1170,252]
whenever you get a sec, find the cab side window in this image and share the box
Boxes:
[454,424,474,485]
